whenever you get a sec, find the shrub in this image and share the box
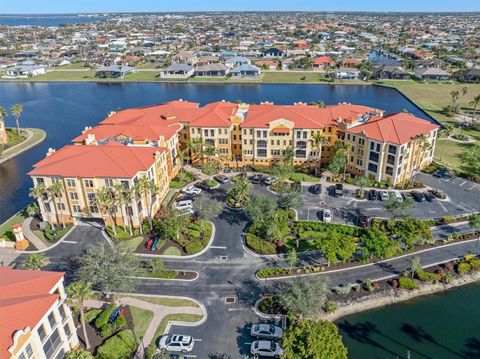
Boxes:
[200,163,219,175]
[364,279,375,292]
[185,241,204,254]
[334,285,351,295]
[416,270,441,283]
[442,215,455,224]
[399,277,418,290]
[442,272,454,284]
[257,268,288,279]
[96,330,137,359]
[457,262,471,276]
[323,301,337,313]
[245,233,277,255]
[469,259,480,272]
[183,229,201,238]
[99,316,127,338]
[84,308,102,323]
[203,179,218,188]
[351,283,361,292]
[443,262,454,271]
[95,304,116,329]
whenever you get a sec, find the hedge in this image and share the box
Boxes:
[257,268,289,278]
[183,229,201,238]
[457,262,471,276]
[99,316,127,338]
[185,241,204,254]
[416,270,442,282]
[96,330,137,359]
[84,308,102,323]
[245,233,277,255]
[399,277,418,290]
[94,304,116,329]
[203,179,218,188]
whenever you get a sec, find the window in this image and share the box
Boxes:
[295,149,307,158]
[38,324,47,342]
[44,203,51,213]
[104,178,113,187]
[368,163,378,173]
[256,149,267,157]
[271,149,281,156]
[63,322,71,338]
[388,144,397,154]
[369,152,379,162]
[296,141,307,149]
[89,205,99,213]
[376,144,381,152]
[210,130,214,137]
[19,353,25,359]
[70,192,78,200]
[359,138,365,146]
[36,177,45,185]
[386,166,394,176]
[387,154,396,165]
[58,305,66,321]
[370,142,375,151]
[66,179,76,187]
[224,128,227,134]
[271,140,274,145]
[25,344,33,358]
[357,159,363,166]
[257,140,267,148]
[204,129,208,137]
[48,311,56,328]
[73,205,81,213]
[121,180,129,189]
[43,328,61,358]
[87,193,96,202]
[84,179,94,188]
[57,203,65,211]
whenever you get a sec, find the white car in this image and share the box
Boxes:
[158,334,194,353]
[323,209,332,222]
[182,185,201,195]
[380,190,389,201]
[263,176,276,186]
[174,200,193,211]
[250,340,283,358]
[250,323,283,340]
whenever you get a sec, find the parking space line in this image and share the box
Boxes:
[210,246,227,249]
[459,181,467,187]
[228,307,244,311]
[245,342,253,345]
[469,184,478,190]
[193,338,202,342]
[62,240,77,244]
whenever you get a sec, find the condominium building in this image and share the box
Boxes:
[1,267,79,359]
[28,99,438,227]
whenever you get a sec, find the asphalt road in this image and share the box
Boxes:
[8,173,480,358]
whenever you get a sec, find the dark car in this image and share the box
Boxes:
[412,191,426,202]
[335,183,343,197]
[214,174,228,183]
[194,181,210,190]
[311,184,322,194]
[368,189,378,201]
[425,191,436,202]
[433,167,448,178]
[358,215,369,228]
[250,174,263,184]
[176,194,195,202]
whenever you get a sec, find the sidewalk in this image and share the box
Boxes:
[21,217,48,250]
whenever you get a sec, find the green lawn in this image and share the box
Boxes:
[122,236,145,251]
[136,62,164,69]
[151,314,204,346]
[1,128,46,161]
[30,70,96,81]
[289,172,321,183]
[123,71,160,81]
[58,63,92,69]
[129,305,154,339]
[4,128,26,147]
[163,246,182,256]
[262,71,329,83]
[0,211,27,241]
[124,296,199,308]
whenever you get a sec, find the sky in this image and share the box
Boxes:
[1,0,479,14]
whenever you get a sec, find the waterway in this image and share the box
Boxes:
[0,82,434,222]
[0,15,108,27]
[338,283,480,358]
[369,50,402,67]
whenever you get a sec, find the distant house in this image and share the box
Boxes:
[95,65,134,78]
[3,64,46,78]
[263,48,285,58]
[312,56,335,71]
[461,68,480,83]
[225,56,251,68]
[195,63,229,77]
[414,67,451,81]
[334,67,362,80]
[255,60,278,70]
[372,65,410,80]
[160,63,194,78]
[197,56,220,67]
[231,64,261,78]
[174,51,198,66]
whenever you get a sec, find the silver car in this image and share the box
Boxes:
[250,323,283,340]
[250,340,283,358]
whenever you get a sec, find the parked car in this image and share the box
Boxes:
[250,341,283,358]
[412,191,426,202]
[310,183,322,194]
[176,194,195,202]
[214,174,228,183]
[433,167,448,178]
[251,174,263,184]
[334,183,343,197]
[368,189,378,201]
[402,191,413,201]
[379,190,389,201]
[323,209,332,222]
[194,181,210,191]
[263,176,276,186]
[250,323,283,340]
[182,185,201,195]
[158,335,194,353]
[425,191,436,202]
[355,188,366,199]
[393,190,403,202]
[358,215,369,228]
[174,200,193,211]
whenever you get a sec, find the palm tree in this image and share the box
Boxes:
[184,139,197,165]
[176,149,186,171]
[468,214,480,256]
[23,253,49,270]
[0,106,7,129]
[228,175,251,207]
[96,187,116,236]
[469,94,480,121]
[203,144,219,163]
[309,132,326,175]
[139,177,158,231]
[133,182,144,234]
[10,103,23,136]
[29,183,54,228]
[48,180,66,229]
[439,125,454,162]
[410,256,421,279]
[115,184,133,236]
[66,281,94,350]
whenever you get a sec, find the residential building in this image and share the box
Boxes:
[3,65,46,78]
[414,67,451,81]
[194,63,229,77]
[95,65,135,78]
[334,67,362,79]
[231,64,261,78]
[1,267,79,359]
[312,56,335,71]
[372,65,410,80]
[160,63,194,78]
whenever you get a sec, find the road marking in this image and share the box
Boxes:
[459,181,467,187]
[210,246,227,249]
[245,342,253,345]
[469,184,478,190]
[438,201,448,212]
[62,240,77,244]
[193,338,202,342]
[428,210,436,214]
[228,307,244,311]
[184,355,197,358]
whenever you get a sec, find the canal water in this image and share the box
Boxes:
[338,283,480,359]
[0,82,434,222]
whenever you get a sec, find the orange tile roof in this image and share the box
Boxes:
[345,113,439,144]
[29,144,165,178]
[324,104,382,123]
[0,268,63,356]
[312,56,335,65]
[189,101,237,127]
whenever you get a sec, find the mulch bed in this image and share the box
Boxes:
[173,271,198,280]
[135,237,186,256]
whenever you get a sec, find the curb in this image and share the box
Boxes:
[137,221,215,259]
[0,128,46,165]
[16,224,77,254]
[132,270,199,282]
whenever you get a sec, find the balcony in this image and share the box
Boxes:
[256,140,267,148]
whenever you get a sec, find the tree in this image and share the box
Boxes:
[461,145,480,174]
[410,256,422,279]
[133,182,144,234]
[288,248,298,273]
[308,100,325,108]
[96,186,117,236]
[383,196,415,219]
[23,253,49,270]
[10,103,23,136]
[450,90,460,113]
[327,144,347,180]
[354,176,371,197]
[227,175,251,207]
[469,94,480,121]
[155,207,190,240]
[309,132,326,175]
[361,227,401,259]
[29,183,54,228]
[282,319,348,359]
[468,214,480,255]
[320,231,357,266]
[276,182,303,209]
[115,184,133,236]
[138,177,159,231]
[276,277,328,318]
[65,348,94,359]
[196,197,223,229]
[48,180,66,229]
[66,281,94,349]
[439,125,454,162]
[76,243,141,297]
